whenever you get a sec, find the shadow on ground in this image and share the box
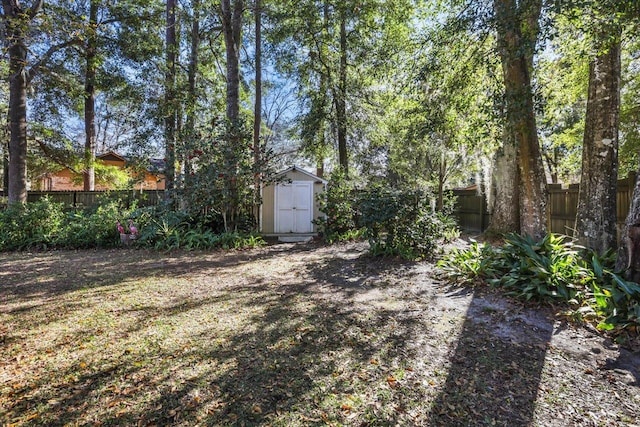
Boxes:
[426,289,553,426]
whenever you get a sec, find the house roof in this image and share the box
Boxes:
[97,151,127,162]
[275,165,328,184]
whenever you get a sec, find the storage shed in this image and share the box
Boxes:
[261,166,327,235]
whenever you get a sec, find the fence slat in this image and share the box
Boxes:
[454,173,637,239]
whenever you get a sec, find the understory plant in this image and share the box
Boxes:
[358,187,459,260]
[314,168,358,241]
[0,198,264,251]
[438,233,640,332]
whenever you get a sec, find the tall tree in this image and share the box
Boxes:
[220,0,243,124]
[253,0,262,225]
[2,0,43,204]
[335,5,348,173]
[83,0,98,191]
[574,37,621,254]
[164,0,177,196]
[491,0,547,238]
[573,1,625,254]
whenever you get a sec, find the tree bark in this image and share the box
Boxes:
[83,0,98,191]
[493,0,546,239]
[2,0,43,204]
[574,39,621,255]
[335,7,348,174]
[2,140,8,192]
[184,0,200,190]
[164,0,177,196]
[253,0,262,229]
[487,128,520,234]
[221,0,243,125]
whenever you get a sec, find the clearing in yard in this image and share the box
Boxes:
[1,241,639,426]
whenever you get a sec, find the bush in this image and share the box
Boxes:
[358,187,459,260]
[131,206,265,251]
[437,233,640,332]
[315,168,358,241]
[0,198,65,250]
[0,198,264,252]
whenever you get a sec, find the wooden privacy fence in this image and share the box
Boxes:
[453,173,636,237]
[0,190,165,209]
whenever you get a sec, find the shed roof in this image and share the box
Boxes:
[275,165,328,184]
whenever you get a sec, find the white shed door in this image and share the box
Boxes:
[275,181,313,233]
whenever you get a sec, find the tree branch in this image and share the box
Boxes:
[28,0,44,20]
[27,38,82,83]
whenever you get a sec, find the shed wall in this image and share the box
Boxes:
[261,170,325,234]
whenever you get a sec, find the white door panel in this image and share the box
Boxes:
[276,182,313,233]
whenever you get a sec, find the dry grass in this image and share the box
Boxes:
[1,242,639,426]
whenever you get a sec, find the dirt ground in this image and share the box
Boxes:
[1,240,639,426]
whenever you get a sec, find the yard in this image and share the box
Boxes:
[1,241,639,426]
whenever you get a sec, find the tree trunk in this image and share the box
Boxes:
[574,39,621,255]
[83,0,98,191]
[221,0,243,125]
[164,0,177,196]
[487,128,520,234]
[494,0,546,239]
[220,0,244,231]
[2,140,8,192]
[253,0,262,229]
[335,7,348,174]
[184,0,200,190]
[3,0,43,204]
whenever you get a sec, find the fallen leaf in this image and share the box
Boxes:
[252,404,262,414]
[387,375,398,388]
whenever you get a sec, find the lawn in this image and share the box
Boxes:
[1,241,639,426]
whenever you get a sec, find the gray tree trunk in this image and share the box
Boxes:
[164,0,177,196]
[221,0,243,124]
[335,7,348,174]
[574,39,621,255]
[83,0,98,191]
[253,0,262,228]
[487,129,520,234]
[184,0,200,191]
[493,0,546,239]
[2,0,43,204]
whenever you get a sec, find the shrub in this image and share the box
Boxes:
[0,198,264,252]
[437,233,640,332]
[358,188,459,260]
[0,198,65,250]
[315,168,358,240]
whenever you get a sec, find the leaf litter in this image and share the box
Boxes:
[0,241,639,426]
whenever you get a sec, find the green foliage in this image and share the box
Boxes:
[585,253,640,330]
[0,198,65,250]
[438,233,640,331]
[0,197,264,252]
[315,168,357,240]
[358,188,459,260]
[129,206,265,251]
[180,120,261,232]
[59,200,137,248]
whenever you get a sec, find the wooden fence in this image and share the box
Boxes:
[0,190,165,209]
[453,173,636,237]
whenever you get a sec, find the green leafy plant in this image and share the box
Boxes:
[438,233,640,332]
[315,168,357,241]
[358,187,459,260]
[0,198,65,250]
